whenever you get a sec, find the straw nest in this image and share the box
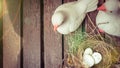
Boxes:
[63,32,120,68]
[64,39,120,68]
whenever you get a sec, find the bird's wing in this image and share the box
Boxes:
[86,0,98,12]
[69,13,86,32]
[55,1,77,12]
[57,21,70,34]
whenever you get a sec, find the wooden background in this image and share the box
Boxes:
[2,0,120,68]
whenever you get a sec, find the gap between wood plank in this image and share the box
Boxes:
[20,0,23,68]
[40,0,44,68]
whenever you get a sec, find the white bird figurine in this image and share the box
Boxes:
[51,0,98,34]
[96,0,120,36]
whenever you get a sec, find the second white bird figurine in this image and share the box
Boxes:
[51,0,98,34]
[96,0,120,36]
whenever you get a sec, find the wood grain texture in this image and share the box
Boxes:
[3,0,21,68]
[105,34,120,46]
[0,0,3,67]
[44,0,62,68]
[23,0,41,68]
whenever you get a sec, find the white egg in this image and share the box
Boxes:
[92,52,102,64]
[84,48,93,55]
[83,54,95,67]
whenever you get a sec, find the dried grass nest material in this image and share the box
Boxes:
[64,39,120,68]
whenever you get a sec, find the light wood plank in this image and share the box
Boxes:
[3,0,21,68]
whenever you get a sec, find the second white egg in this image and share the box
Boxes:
[83,54,95,67]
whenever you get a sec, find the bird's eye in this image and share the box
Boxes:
[106,22,109,24]
[110,11,112,13]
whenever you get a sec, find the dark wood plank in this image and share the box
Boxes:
[23,0,41,68]
[44,0,62,68]
[115,37,120,46]
[105,34,120,46]
[3,0,21,68]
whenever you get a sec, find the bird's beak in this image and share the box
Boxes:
[53,25,58,31]
[97,4,106,12]
[99,29,104,33]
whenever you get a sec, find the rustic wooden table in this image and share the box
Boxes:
[2,0,120,68]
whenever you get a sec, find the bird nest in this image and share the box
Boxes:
[63,31,120,68]
[64,38,120,68]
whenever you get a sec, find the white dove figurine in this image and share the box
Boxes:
[52,0,98,34]
[96,0,120,36]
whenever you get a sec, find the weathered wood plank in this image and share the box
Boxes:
[0,0,2,18]
[23,0,41,68]
[3,0,21,68]
[44,0,62,68]
[105,34,120,46]
[0,21,2,68]
[112,37,120,46]
[0,0,3,67]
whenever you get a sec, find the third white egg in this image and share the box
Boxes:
[92,52,102,64]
